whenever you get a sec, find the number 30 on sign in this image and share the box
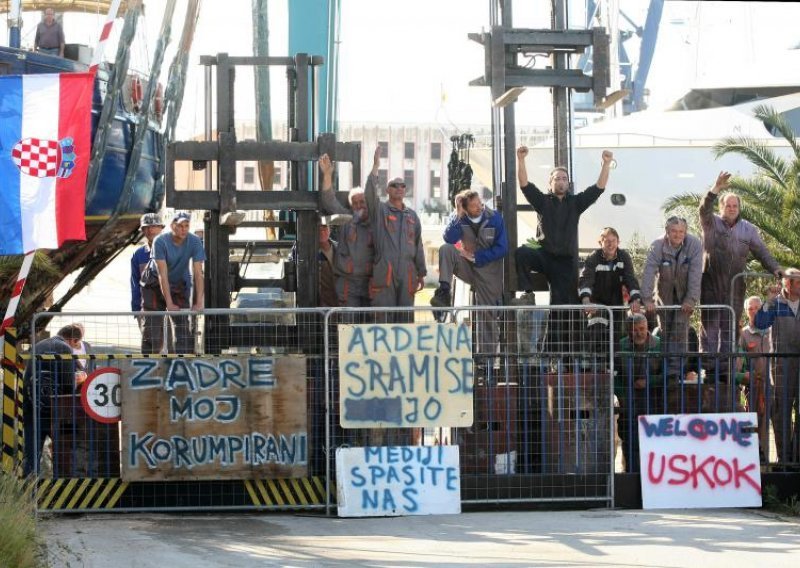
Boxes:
[81,367,122,423]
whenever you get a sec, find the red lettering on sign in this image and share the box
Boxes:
[644,452,761,494]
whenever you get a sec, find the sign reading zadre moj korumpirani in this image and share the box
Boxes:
[121,356,307,481]
[338,323,473,428]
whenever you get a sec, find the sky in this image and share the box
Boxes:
[7,1,800,136]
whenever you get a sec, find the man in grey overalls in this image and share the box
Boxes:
[699,171,781,380]
[365,147,426,321]
[318,154,374,312]
[641,217,703,381]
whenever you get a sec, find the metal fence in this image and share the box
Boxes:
[10,300,795,513]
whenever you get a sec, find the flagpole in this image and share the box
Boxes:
[0,251,35,335]
[89,0,122,73]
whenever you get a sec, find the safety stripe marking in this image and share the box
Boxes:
[65,478,92,510]
[52,478,79,509]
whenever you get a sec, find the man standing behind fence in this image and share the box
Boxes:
[23,324,84,475]
[641,217,702,380]
[131,213,173,354]
[615,313,662,472]
[740,295,772,461]
[365,146,426,320]
[153,211,206,353]
[318,154,374,310]
[755,269,800,464]
[430,188,507,355]
[699,171,781,380]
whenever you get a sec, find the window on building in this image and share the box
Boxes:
[243,165,255,185]
[273,166,282,188]
[378,141,388,158]
[404,142,415,160]
[430,171,441,199]
[430,142,441,161]
[403,169,414,197]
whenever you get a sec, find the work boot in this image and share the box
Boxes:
[430,286,451,308]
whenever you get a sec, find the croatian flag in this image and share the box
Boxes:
[0,73,93,255]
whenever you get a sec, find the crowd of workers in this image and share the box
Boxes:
[25,143,798,476]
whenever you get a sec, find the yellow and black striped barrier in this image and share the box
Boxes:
[2,328,24,474]
[34,477,332,512]
[243,476,330,507]
[37,478,129,511]
[20,352,261,360]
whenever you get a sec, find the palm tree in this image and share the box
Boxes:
[663,104,800,270]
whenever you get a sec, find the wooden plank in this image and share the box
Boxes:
[121,355,307,481]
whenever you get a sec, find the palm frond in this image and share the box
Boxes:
[713,137,789,189]
[753,104,800,160]
[662,192,703,212]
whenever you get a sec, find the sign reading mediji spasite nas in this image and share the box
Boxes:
[639,412,762,509]
[338,323,473,428]
[121,356,307,482]
[336,446,461,517]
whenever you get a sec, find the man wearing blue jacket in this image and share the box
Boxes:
[755,268,800,463]
[431,188,508,354]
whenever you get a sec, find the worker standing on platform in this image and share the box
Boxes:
[365,146,426,320]
[318,154,374,309]
[153,212,206,353]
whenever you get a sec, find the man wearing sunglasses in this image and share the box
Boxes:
[365,147,426,319]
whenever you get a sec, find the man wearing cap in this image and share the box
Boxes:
[365,147,426,319]
[153,211,206,353]
[130,213,171,353]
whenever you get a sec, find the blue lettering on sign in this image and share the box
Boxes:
[130,360,160,389]
[128,432,308,469]
[346,323,472,355]
[129,358,277,391]
[639,416,752,447]
[348,446,458,513]
[168,395,242,423]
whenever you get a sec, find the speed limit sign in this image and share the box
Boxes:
[81,367,122,424]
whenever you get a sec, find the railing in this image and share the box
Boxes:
[7,300,792,513]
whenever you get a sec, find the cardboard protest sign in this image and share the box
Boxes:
[336,445,461,517]
[638,412,761,509]
[121,356,307,481]
[338,323,473,428]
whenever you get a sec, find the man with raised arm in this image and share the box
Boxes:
[364,147,426,318]
[318,154,374,309]
[698,171,781,380]
[514,146,614,305]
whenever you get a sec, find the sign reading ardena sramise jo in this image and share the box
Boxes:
[338,323,473,428]
[121,356,307,481]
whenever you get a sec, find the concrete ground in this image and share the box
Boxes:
[42,508,800,568]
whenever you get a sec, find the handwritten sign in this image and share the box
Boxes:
[121,356,307,481]
[338,323,473,428]
[336,446,461,517]
[638,412,762,509]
